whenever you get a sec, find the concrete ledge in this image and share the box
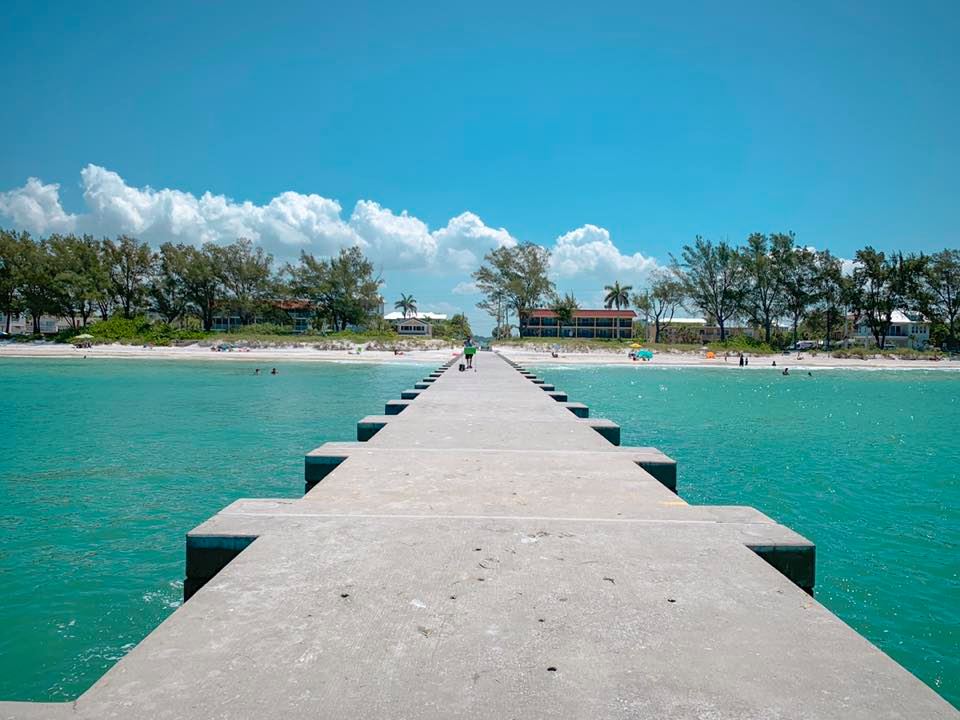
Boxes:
[563,402,589,418]
[304,442,360,492]
[530,378,545,385]
[582,418,621,446]
[414,382,431,390]
[748,544,816,594]
[546,390,569,402]
[400,389,422,400]
[357,415,390,441]
[184,533,258,601]
[621,447,678,493]
[420,377,436,384]
[384,399,410,415]
[539,383,556,391]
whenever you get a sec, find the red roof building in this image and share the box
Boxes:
[520,308,637,339]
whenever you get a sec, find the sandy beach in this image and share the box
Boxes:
[499,346,960,371]
[0,342,456,365]
[2,341,958,371]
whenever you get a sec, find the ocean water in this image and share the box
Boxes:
[538,364,960,707]
[0,358,430,701]
[1,360,957,708]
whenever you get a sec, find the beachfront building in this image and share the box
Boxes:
[394,318,433,336]
[383,311,446,337]
[656,317,769,344]
[1,312,74,335]
[849,310,930,349]
[519,309,637,339]
[212,300,318,333]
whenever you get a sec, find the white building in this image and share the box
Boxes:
[394,318,433,337]
[0,313,73,335]
[851,310,930,349]
[382,311,448,322]
[383,311,447,337]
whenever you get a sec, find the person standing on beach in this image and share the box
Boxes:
[739,354,744,367]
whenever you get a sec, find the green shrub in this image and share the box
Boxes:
[709,336,775,354]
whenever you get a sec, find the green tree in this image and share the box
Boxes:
[603,281,633,311]
[781,245,819,347]
[447,312,472,339]
[181,244,224,331]
[812,250,850,350]
[472,243,554,336]
[631,270,685,343]
[48,234,107,328]
[394,293,417,318]
[918,250,960,351]
[0,230,27,332]
[213,239,274,325]
[550,292,580,330]
[673,236,745,341]
[291,247,382,332]
[851,247,919,349]
[150,243,193,324]
[741,232,792,343]
[15,237,61,333]
[103,236,155,319]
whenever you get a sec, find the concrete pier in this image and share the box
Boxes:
[2,352,956,719]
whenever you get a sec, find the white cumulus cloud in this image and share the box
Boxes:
[0,165,523,273]
[451,280,480,295]
[0,177,77,235]
[549,224,658,280]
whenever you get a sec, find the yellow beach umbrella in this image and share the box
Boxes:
[629,343,642,349]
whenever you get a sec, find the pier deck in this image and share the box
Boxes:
[2,353,956,719]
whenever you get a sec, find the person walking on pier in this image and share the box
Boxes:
[464,338,477,369]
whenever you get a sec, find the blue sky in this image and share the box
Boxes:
[1,1,957,332]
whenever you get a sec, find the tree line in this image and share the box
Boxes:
[471,235,960,350]
[0,230,383,334]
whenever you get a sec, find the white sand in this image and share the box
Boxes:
[497,346,960,371]
[1,341,957,371]
[0,342,455,365]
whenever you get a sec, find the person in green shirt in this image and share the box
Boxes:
[463,338,477,368]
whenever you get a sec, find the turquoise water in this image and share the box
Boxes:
[0,358,429,701]
[538,365,960,707]
[1,361,957,708]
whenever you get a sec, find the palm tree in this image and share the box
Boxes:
[394,293,417,318]
[604,281,633,310]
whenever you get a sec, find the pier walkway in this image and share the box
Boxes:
[3,353,956,718]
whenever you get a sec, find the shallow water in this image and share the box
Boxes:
[0,358,429,701]
[537,365,960,707]
[0,360,957,708]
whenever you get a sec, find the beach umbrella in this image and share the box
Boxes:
[75,333,94,339]
[637,349,654,360]
[629,343,643,349]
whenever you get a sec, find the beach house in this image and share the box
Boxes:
[850,310,930,349]
[519,309,637,339]
[212,300,318,333]
[1,312,74,335]
[383,311,447,337]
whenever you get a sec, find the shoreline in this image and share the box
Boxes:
[499,347,960,371]
[2,342,959,371]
